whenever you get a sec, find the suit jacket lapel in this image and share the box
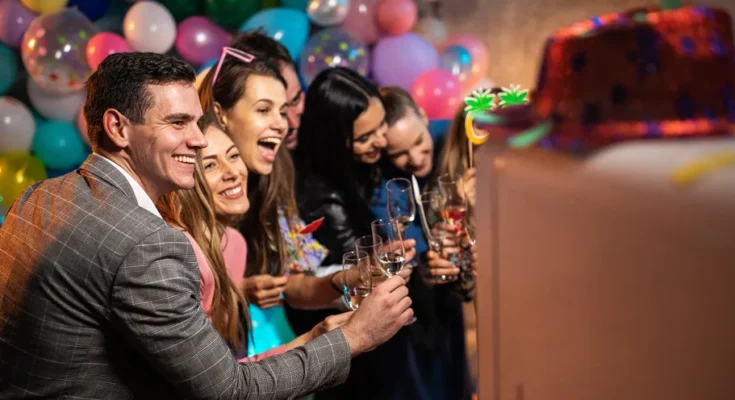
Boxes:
[79,154,136,200]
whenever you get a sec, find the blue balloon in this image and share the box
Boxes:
[0,44,17,96]
[240,8,310,60]
[280,0,309,10]
[68,0,111,21]
[32,121,88,171]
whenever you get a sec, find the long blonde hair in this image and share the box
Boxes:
[157,112,249,353]
[437,106,473,179]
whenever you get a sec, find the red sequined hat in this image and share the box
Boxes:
[479,5,735,153]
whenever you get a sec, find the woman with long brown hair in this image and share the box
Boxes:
[157,112,351,359]
[197,47,363,357]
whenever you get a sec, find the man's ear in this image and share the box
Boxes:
[213,102,227,129]
[102,109,131,148]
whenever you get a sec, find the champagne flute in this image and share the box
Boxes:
[371,218,417,325]
[341,250,372,311]
[386,178,416,234]
[437,173,468,228]
[356,235,386,285]
[370,218,407,277]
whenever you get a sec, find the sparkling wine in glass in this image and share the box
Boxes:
[370,219,407,277]
[342,250,372,311]
[386,178,416,234]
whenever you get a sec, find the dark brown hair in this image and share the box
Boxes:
[380,86,423,126]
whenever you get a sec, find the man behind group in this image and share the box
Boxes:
[0,52,413,399]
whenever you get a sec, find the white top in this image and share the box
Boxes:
[98,155,162,219]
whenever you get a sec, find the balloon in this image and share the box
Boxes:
[0,0,36,47]
[240,8,309,60]
[439,45,473,88]
[0,44,17,95]
[307,0,349,27]
[27,79,86,121]
[376,0,417,35]
[32,120,87,170]
[86,32,131,71]
[20,0,67,14]
[339,0,380,45]
[444,35,488,89]
[0,97,35,153]
[299,28,369,86]
[199,58,217,73]
[94,0,130,34]
[0,152,47,209]
[281,0,308,10]
[176,16,230,65]
[68,0,110,21]
[410,69,461,120]
[76,106,89,145]
[412,16,447,47]
[160,0,203,22]
[204,0,259,31]
[372,33,438,91]
[123,1,176,53]
[0,202,7,225]
[21,8,96,94]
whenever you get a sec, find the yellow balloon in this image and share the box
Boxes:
[0,153,47,208]
[20,0,68,14]
[194,67,211,91]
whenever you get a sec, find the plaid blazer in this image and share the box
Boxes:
[0,154,351,399]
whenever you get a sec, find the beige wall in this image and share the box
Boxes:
[441,0,735,88]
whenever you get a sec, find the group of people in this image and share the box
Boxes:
[0,29,481,399]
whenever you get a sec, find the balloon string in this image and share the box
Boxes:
[671,151,735,187]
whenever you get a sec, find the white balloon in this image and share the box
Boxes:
[27,80,87,122]
[123,1,176,53]
[307,0,350,26]
[0,97,35,153]
[412,17,447,47]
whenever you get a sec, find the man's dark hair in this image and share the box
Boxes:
[229,29,293,66]
[83,52,196,151]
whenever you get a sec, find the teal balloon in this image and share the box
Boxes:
[204,0,260,30]
[0,44,17,95]
[240,8,309,60]
[281,0,309,10]
[32,120,88,170]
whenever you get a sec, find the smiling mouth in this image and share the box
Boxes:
[257,137,282,151]
[219,184,243,199]
[173,155,196,164]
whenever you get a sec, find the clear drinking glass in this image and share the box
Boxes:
[356,235,386,285]
[370,218,407,277]
[437,173,468,228]
[386,177,416,234]
[341,250,372,311]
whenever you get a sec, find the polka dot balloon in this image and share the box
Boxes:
[299,27,370,86]
[21,8,96,94]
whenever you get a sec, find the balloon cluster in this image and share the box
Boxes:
[0,0,490,221]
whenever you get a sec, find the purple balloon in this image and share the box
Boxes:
[0,0,36,47]
[175,16,231,66]
[372,32,438,91]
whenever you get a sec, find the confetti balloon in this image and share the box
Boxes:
[307,0,349,27]
[0,152,47,209]
[299,27,369,86]
[21,8,96,94]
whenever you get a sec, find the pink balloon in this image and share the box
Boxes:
[86,32,132,72]
[444,35,489,88]
[339,0,380,44]
[176,16,231,66]
[76,107,89,145]
[410,69,461,120]
[376,0,417,35]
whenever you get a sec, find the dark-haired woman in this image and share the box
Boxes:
[291,67,422,399]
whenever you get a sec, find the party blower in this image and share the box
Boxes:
[472,5,735,400]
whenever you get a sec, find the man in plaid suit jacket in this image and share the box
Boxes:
[0,52,414,399]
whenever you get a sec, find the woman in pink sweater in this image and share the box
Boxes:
[158,112,351,361]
